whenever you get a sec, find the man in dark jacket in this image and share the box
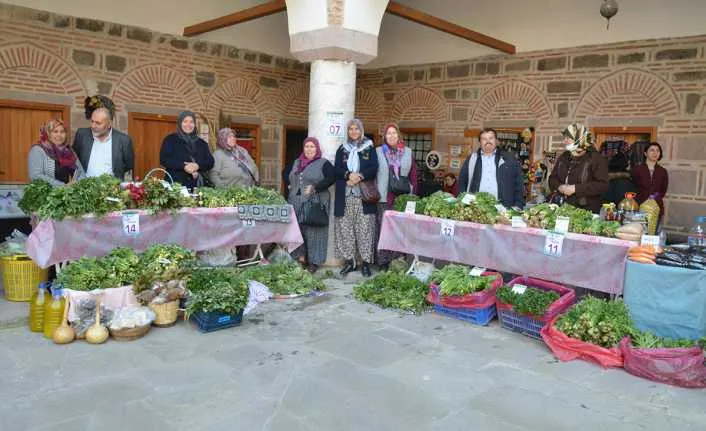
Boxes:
[73,106,135,180]
[458,128,525,208]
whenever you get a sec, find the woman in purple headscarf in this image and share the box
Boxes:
[209,127,259,187]
[283,137,335,272]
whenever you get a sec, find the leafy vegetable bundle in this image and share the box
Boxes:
[185,268,249,317]
[133,244,196,291]
[198,186,286,208]
[420,191,498,224]
[392,194,422,213]
[523,203,619,238]
[56,247,139,291]
[556,297,634,348]
[35,175,124,220]
[241,262,325,295]
[18,179,52,214]
[353,272,429,313]
[496,285,559,317]
[428,264,493,296]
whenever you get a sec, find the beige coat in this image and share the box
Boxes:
[208,148,259,187]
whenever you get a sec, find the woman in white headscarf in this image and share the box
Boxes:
[333,119,378,277]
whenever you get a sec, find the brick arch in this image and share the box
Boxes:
[276,81,309,120]
[206,76,270,120]
[391,87,446,122]
[0,42,86,95]
[574,68,680,119]
[113,64,204,112]
[471,80,552,124]
[355,87,384,128]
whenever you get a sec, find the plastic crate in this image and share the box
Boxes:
[497,309,544,340]
[190,310,244,333]
[433,303,497,326]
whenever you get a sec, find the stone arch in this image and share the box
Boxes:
[574,68,680,119]
[355,87,384,130]
[391,86,446,122]
[113,63,204,112]
[0,42,86,96]
[276,80,309,120]
[471,80,552,124]
[206,76,270,120]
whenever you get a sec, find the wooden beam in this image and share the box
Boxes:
[386,1,516,55]
[183,0,286,37]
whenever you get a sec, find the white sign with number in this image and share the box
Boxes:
[242,219,255,228]
[511,216,527,228]
[462,194,475,205]
[440,219,455,238]
[122,211,139,236]
[469,267,485,277]
[554,216,570,234]
[495,204,508,213]
[544,232,564,257]
[512,284,528,294]
[326,112,345,137]
[641,235,660,247]
[405,201,417,214]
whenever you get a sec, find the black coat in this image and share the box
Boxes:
[457,150,525,208]
[333,144,378,217]
[72,128,134,180]
[159,133,215,189]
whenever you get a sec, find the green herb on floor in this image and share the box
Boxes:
[353,272,428,313]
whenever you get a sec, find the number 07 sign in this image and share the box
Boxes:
[326,112,345,137]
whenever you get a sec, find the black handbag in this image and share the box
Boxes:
[388,167,411,195]
[298,194,329,227]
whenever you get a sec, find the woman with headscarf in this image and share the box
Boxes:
[548,123,609,213]
[28,119,85,186]
[334,119,378,277]
[283,137,335,272]
[159,111,214,190]
[209,128,259,188]
[374,123,418,271]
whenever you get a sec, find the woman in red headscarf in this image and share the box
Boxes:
[374,123,418,271]
[284,137,335,273]
[28,119,85,186]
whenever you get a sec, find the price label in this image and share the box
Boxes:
[469,266,485,277]
[105,197,121,203]
[405,201,417,214]
[554,216,570,234]
[461,194,475,205]
[122,211,139,236]
[543,232,564,257]
[180,186,191,198]
[242,219,255,228]
[440,219,455,238]
[641,234,660,247]
[326,112,344,137]
[512,284,528,294]
[160,180,171,189]
[511,216,527,228]
[495,204,508,213]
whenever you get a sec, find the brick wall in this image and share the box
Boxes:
[1,3,705,230]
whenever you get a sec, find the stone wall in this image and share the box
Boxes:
[357,37,706,232]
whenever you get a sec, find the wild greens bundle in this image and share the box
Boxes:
[241,262,325,295]
[428,264,494,296]
[18,179,52,214]
[496,285,559,317]
[185,268,249,318]
[353,272,429,313]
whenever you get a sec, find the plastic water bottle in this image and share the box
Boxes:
[687,216,706,246]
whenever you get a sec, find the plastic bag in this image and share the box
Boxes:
[408,261,436,283]
[267,245,294,264]
[70,299,114,337]
[541,316,624,368]
[0,229,28,256]
[197,246,237,267]
[109,307,155,330]
[497,277,576,323]
[244,280,273,315]
[427,271,502,309]
[619,337,706,388]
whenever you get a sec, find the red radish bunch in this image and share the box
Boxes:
[126,183,146,203]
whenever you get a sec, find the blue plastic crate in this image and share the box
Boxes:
[497,308,543,340]
[433,304,497,326]
[190,310,244,333]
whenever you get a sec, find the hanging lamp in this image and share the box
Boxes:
[600,0,619,29]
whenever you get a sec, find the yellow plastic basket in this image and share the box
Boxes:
[0,254,48,302]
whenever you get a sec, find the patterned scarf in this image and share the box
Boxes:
[34,120,77,170]
[295,137,322,174]
[216,127,258,182]
[382,123,405,177]
[343,118,372,173]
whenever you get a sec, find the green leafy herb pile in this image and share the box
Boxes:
[630,330,705,349]
[523,203,619,238]
[496,285,560,317]
[392,194,422,213]
[56,247,139,291]
[36,175,124,220]
[352,272,429,313]
[428,264,493,296]
[198,186,286,208]
[138,177,194,213]
[417,191,498,224]
[241,262,325,295]
[185,268,249,318]
[18,179,52,214]
[556,296,634,348]
[134,244,196,291]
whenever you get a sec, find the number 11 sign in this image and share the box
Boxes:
[543,232,564,257]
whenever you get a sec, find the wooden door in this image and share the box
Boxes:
[0,100,69,184]
[128,113,177,180]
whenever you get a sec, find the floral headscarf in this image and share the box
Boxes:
[295,137,322,174]
[33,119,77,170]
[382,123,405,177]
[562,123,593,154]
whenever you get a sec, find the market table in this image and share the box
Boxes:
[378,211,634,294]
[624,260,706,340]
[26,207,303,268]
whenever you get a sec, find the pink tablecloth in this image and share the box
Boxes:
[26,207,303,268]
[378,211,633,294]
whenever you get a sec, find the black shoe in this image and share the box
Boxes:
[361,262,372,277]
[379,263,389,272]
[306,264,319,274]
[340,260,357,275]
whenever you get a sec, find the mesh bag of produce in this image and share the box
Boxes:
[619,337,706,388]
[427,271,502,309]
[541,316,624,368]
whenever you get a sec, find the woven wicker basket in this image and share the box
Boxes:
[109,324,151,341]
[150,300,179,327]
